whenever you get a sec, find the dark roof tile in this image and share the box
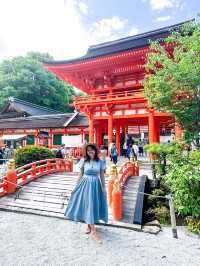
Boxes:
[0,113,88,130]
[45,20,193,65]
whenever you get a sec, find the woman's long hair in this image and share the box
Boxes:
[82,143,99,162]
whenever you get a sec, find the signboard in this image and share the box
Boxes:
[62,135,82,147]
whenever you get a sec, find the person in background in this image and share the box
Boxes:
[138,139,144,157]
[0,148,4,165]
[123,142,127,157]
[61,144,66,158]
[109,142,113,161]
[56,144,65,159]
[100,148,107,174]
[132,142,139,160]
[110,143,118,164]
[126,144,136,160]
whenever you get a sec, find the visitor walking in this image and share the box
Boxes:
[110,143,118,164]
[126,144,136,160]
[109,142,113,161]
[0,148,4,165]
[64,143,108,244]
[132,142,139,160]
[123,142,127,157]
[56,144,65,159]
[138,140,144,157]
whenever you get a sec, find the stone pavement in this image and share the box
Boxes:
[0,211,199,266]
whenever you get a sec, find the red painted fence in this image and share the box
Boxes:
[119,161,139,185]
[0,159,73,197]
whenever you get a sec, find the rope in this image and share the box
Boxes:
[122,184,169,199]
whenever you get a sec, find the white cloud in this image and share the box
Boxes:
[155,15,171,22]
[78,1,88,15]
[0,0,90,61]
[90,17,128,43]
[0,0,131,62]
[148,0,184,10]
[128,27,139,36]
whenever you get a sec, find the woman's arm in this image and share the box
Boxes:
[100,169,105,187]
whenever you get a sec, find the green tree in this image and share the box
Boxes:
[144,20,200,136]
[0,52,76,112]
[165,150,200,218]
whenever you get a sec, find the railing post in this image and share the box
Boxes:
[167,194,178,239]
[46,160,51,174]
[3,159,18,194]
[112,179,122,221]
[64,160,70,172]
[58,159,63,172]
[39,165,44,175]
[108,165,118,207]
[31,163,36,178]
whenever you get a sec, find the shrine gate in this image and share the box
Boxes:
[44,21,186,154]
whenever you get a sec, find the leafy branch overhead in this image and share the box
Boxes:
[0,51,78,112]
[144,20,200,134]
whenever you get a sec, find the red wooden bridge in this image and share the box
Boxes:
[0,159,147,230]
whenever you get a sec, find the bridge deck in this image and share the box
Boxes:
[0,172,144,230]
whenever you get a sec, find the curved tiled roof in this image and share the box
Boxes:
[0,97,61,118]
[45,20,193,65]
[0,112,88,130]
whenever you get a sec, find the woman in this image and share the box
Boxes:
[64,143,108,244]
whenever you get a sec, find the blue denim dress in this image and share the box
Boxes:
[64,158,108,224]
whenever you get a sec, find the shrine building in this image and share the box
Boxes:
[44,21,187,154]
[0,97,88,149]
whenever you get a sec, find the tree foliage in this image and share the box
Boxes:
[144,20,200,135]
[165,149,200,218]
[0,51,77,112]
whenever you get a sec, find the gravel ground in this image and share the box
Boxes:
[0,211,199,266]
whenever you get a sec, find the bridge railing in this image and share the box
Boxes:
[118,161,139,185]
[0,158,73,197]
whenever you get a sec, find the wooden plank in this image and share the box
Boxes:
[14,189,70,197]
[17,186,72,194]
[7,193,70,204]
[26,182,75,190]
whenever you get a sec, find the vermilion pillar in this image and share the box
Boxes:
[35,130,39,146]
[0,131,4,147]
[148,111,158,143]
[108,111,113,153]
[95,127,100,147]
[48,132,53,148]
[22,139,27,147]
[155,121,160,143]
[116,124,120,156]
[88,112,94,143]
[81,129,84,143]
[175,123,183,142]
[99,125,103,146]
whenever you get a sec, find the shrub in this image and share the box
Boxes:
[145,142,185,177]
[186,216,200,235]
[14,145,54,167]
[154,206,171,224]
[165,150,200,218]
[147,206,170,224]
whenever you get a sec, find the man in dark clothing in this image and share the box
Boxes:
[110,143,118,164]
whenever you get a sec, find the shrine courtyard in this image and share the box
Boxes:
[0,211,199,266]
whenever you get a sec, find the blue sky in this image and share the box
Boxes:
[0,0,199,61]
